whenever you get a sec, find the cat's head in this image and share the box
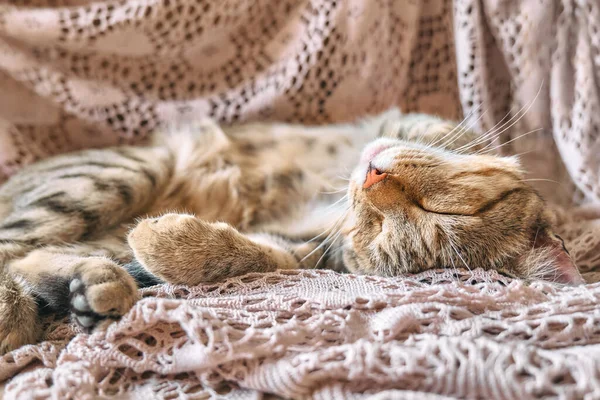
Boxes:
[343,115,583,284]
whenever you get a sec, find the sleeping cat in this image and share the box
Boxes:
[0,109,583,353]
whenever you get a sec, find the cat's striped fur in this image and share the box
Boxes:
[0,109,582,353]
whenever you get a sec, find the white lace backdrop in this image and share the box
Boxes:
[1,1,600,398]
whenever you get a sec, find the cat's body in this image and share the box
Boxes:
[0,109,583,353]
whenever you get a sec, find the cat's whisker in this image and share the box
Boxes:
[518,178,573,197]
[298,233,335,263]
[320,194,349,213]
[313,229,344,269]
[531,227,541,254]
[423,110,480,149]
[453,109,512,153]
[319,204,350,219]
[428,103,482,149]
[447,248,461,277]
[510,149,535,158]
[340,165,354,178]
[299,207,349,257]
[442,108,488,151]
[449,241,472,273]
[519,178,561,184]
[488,81,544,136]
[317,174,350,193]
[320,188,348,195]
[302,214,346,246]
[456,82,543,154]
[423,115,471,151]
[454,105,521,153]
[329,172,352,184]
[299,225,342,265]
[299,222,340,249]
[467,103,526,146]
[325,165,353,183]
[478,127,543,154]
[473,85,544,154]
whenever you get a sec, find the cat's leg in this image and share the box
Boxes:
[127,213,339,285]
[0,146,170,352]
[7,248,138,331]
[0,271,40,353]
[0,246,138,352]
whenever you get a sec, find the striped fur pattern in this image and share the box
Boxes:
[0,109,580,353]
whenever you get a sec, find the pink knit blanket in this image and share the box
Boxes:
[3,269,600,399]
[2,0,600,398]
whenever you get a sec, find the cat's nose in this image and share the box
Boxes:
[363,163,388,189]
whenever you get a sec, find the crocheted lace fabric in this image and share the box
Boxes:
[5,269,600,399]
[1,0,600,398]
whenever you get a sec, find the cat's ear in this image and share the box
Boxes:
[530,230,585,285]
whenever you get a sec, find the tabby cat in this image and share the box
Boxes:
[0,109,583,353]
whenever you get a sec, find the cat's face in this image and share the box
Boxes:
[344,137,584,284]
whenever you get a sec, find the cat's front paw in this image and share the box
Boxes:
[69,258,139,330]
[128,213,261,285]
[128,214,226,283]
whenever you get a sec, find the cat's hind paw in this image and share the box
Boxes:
[0,276,39,354]
[69,258,139,331]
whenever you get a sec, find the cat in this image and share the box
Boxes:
[0,108,583,353]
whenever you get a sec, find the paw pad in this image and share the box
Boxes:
[69,277,109,331]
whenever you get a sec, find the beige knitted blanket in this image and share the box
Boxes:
[1,0,600,398]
